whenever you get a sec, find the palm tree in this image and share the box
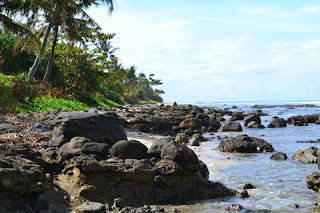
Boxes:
[96,38,119,61]
[26,0,115,83]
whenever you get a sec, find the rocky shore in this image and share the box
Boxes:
[2,103,320,212]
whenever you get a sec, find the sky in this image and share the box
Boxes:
[87,0,320,103]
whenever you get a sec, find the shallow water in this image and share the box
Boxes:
[180,103,320,212]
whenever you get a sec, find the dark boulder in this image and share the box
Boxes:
[161,141,200,170]
[231,111,244,120]
[217,134,274,153]
[110,140,148,159]
[51,111,127,147]
[306,172,320,193]
[221,121,242,132]
[208,118,221,129]
[244,115,261,127]
[269,116,287,128]
[270,152,287,160]
[147,138,174,159]
[199,160,209,181]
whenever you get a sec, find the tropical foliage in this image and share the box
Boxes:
[0,0,164,113]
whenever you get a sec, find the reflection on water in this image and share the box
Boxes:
[179,104,320,212]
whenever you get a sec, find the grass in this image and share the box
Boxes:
[16,95,90,113]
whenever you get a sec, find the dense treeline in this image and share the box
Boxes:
[0,0,164,113]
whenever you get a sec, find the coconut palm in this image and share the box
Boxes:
[25,0,115,83]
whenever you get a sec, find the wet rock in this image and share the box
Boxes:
[239,190,249,198]
[226,204,244,211]
[208,118,221,129]
[269,116,287,128]
[147,138,174,159]
[306,172,320,193]
[217,134,274,153]
[74,201,105,213]
[132,124,150,133]
[0,123,22,134]
[293,147,320,163]
[29,123,52,133]
[175,133,189,144]
[243,183,256,189]
[244,115,261,127]
[179,118,201,130]
[231,111,244,120]
[190,133,207,144]
[221,121,242,132]
[51,111,127,147]
[270,152,287,160]
[110,140,148,159]
[161,141,199,170]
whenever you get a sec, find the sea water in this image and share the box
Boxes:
[179,101,320,212]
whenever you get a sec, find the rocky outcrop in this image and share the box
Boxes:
[217,134,274,153]
[293,147,320,163]
[51,111,127,147]
[55,144,236,207]
[287,114,319,124]
[0,143,47,211]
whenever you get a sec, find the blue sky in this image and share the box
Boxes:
[87,0,320,103]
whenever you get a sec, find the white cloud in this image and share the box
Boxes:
[87,5,320,103]
[242,7,274,15]
[301,5,320,13]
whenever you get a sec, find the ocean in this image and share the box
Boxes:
[178,101,320,212]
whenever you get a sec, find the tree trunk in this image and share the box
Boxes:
[43,25,59,83]
[26,22,52,84]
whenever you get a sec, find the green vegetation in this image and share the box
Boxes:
[0,0,164,113]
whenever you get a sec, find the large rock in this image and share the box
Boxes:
[147,138,174,159]
[217,134,274,153]
[221,121,242,132]
[29,123,52,133]
[59,137,109,160]
[55,156,236,207]
[208,118,221,129]
[269,116,287,128]
[179,118,201,130]
[51,111,127,147]
[0,123,22,135]
[110,140,148,159]
[0,143,46,211]
[231,111,244,120]
[161,141,199,170]
[244,115,261,127]
[270,152,287,160]
[293,147,320,163]
[307,172,320,193]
